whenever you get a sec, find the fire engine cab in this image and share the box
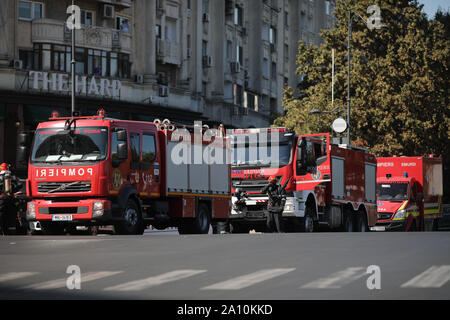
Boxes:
[230,128,378,232]
[18,110,231,235]
[375,156,443,231]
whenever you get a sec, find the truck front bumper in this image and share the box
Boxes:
[371,220,406,231]
[26,199,112,224]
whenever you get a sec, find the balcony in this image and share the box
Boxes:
[156,39,181,65]
[32,19,132,54]
[96,0,131,8]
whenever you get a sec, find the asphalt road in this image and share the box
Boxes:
[0,231,449,300]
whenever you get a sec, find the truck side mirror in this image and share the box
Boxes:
[116,130,127,142]
[117,143,128,160]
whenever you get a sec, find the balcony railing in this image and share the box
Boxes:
[96,0,131,8]
[156,39,181,65]
[32,19,132,54]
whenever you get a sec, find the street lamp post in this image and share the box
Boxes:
[71,0,76,117]
[347,9,352,145]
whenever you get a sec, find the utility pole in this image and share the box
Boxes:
[71,0,76,117]
[347,9,352,145]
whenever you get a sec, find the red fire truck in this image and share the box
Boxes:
[18,110,231,235]
[375,156,443,231]
[230,128,378,232]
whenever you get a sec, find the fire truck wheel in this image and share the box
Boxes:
[191,203,211,234]
[89,226,99,236]
[300,206,315,233]
[115,199,144,235]
[212,220,230,234]
[356,211,369,232]
[343,210,355,232]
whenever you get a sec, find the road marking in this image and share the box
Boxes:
[23,271,122,290]
[104,269,207,291]
[202,268,296,290]
[301,267,367,289]
[401,266,450,288]
[0,272,39,283]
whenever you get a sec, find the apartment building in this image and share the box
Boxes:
[0,0,334,169]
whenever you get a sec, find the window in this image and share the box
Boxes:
[19,50,35,70]
[118,54,130,79]
[88,49,102,76]
[234,84,243,106]
[156,25,162,39]
[234,6,243,26]
[271,62,277,80]
[325,1,330,15]
[31,44,130,79]
[116,16,130,31]
[165,18,177,42]
[130,133,140,169]
[284,11,289,27]
[269,26,277,44]
[202,0,209,14]
[226,40,232,60]
[262,58,269,79]
[19,1,43,20]
[142,134,156,169]
[236,45,243,65]
[81,10,94,25]
[53,45,69,72]
[111,129,126,163]
[75,47,86,74]
[262,23,269,41]
[202,81,208,98]
[202,40,208,56]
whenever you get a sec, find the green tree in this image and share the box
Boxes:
[275,0,450,200]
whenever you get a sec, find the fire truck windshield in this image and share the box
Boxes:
[231,140,293,169]
[377,182,410,201]
[31,127,108,164]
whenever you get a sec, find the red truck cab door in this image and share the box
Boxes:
[294,133,331,184]
[128,130,161,198]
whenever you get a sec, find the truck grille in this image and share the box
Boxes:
[38,181,91,193]
[233,178,269,193]
[377,213,393,220]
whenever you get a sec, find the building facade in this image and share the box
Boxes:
[0,0,334,171]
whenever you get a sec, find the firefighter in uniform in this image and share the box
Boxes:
[0,163,23,235]
[261,176,286,233]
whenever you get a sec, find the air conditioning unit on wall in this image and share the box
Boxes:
[102,4,115,19]
[230,61,241,74]
[13,59,23,69]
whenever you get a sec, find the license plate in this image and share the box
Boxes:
[370,226,386,231]
[52,215,73,221]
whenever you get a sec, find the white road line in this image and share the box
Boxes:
[202,268,296,290]
[0,272,39,283]
[301,267,367,289]
[104,269,207,291]
[23,271,122,290]
[401,266,450,288]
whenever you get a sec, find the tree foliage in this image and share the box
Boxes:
[275,0,450,199]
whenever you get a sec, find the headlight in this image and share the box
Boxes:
[395,209,406,219]
[27,203,36,219]
[93,202,104,217]
[93,202,103,210]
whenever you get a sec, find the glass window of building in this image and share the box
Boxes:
[81,10,94,25]
[19,1,43,20]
